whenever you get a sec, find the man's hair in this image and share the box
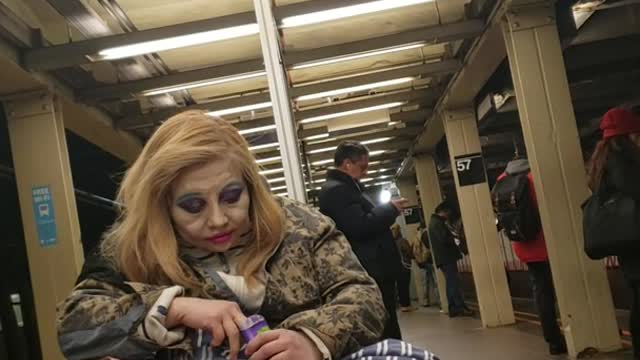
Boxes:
[435,201,453,214]
[334,141,369,167]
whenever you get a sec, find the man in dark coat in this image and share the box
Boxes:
[428,201,472,317]
[319,141,407,340]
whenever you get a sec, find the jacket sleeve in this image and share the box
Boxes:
[607,152,640,200]
[278,219,387,358]
[322,183,399,243]
[57,255,190,360]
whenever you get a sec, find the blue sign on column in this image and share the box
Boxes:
[31,185,57,247]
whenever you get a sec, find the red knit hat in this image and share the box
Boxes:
[600,108,640,139]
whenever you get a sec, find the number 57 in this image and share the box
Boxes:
[457,159,472,171]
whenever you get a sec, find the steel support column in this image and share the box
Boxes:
[253,0,306,202]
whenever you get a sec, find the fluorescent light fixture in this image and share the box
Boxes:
[307,137,392,155]
[271,185,287,191]
[296,77,414,101]
[238,124,277,135]
[267,177,286,184]
[361,178,374,183]
[363,137,392,145]
[98,24,260,60]
[300,102,405,124]
[249,142,279,151]
[256,156,282,165]
[388,121,399,126]
[208,102,272,117]
[291,43,425,70]
[303,133,330,141]
[379,189,392,203]
[275,192,288,197]
[308,146,337,155]
[368,168,394,174]
[259,168,284,176]
[143,71,266,96]
[311,149,388,166]
[311,158,334,166]
[374,181,393,186]
[280,0,434,28]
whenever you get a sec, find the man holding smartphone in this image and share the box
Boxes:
[319,141,408,340]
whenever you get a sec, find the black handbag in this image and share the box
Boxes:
[582,186,640,260]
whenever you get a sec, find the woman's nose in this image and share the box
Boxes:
[206,203,229,228]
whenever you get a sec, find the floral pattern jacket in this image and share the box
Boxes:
[57,197,386,360]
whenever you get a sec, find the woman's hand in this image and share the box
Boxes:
[166,297,246,360]
[245,329,323,360]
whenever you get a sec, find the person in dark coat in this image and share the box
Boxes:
[588,107,640,359]
[497,159,567,355]
[391,224,417,312]
[319,141,408,340]
[428,201,472,317]
[418,226,439,307]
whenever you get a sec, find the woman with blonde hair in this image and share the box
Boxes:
[57,110,388,360]
[390,224,416,312]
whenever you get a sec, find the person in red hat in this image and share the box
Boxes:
[588,107,640,359]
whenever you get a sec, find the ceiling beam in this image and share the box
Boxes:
[299,108,430,139]
[295,88,439,123]
[119,92,271,129]
[274,0,374,21]
[78,59,265,102]
[122,88,437,130]
[311,150,406,171]
[305,126,421,152]
[22,11,258,70]
[290,60,461,98]
[308,140,412,162]
[234,116,274,130]
[284,19,484,66]
[312,161,402,177]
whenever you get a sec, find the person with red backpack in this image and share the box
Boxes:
[493,158,567,355]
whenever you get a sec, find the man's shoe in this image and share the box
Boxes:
[549,342,568,355]
[400,306,417,312]
[461,308,474,317]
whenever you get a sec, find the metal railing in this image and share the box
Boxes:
[457,229,619,273]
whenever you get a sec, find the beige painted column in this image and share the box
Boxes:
[501,1,621,355]
[4,91,84,360]
[443,109,515,327]
[414,154,449,313]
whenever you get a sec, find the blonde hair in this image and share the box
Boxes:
[101,110,284,288]
[390,224,401,238]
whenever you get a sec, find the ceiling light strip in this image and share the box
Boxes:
[299,102,404,124]
[99,24,260,60]
[280,0,434,28]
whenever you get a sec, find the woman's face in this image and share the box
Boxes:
[170,159,251,253]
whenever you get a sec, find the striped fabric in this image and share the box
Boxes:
[342,339,440,360]
[186,332,439,360]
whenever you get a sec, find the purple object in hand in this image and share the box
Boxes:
[240,315,270,343]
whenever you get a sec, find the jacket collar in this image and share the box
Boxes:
[327,169,363,191]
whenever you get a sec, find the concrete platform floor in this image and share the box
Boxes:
[398,307,636,359]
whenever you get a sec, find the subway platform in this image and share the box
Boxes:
[399,307,635,360]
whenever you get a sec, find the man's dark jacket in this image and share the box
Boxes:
[318,169,402,279]
[428,214,462,268]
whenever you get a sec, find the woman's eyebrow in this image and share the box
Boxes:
[175,192,203,203]
[221,181,244,191]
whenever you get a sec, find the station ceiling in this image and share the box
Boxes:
[0,0,638,198]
